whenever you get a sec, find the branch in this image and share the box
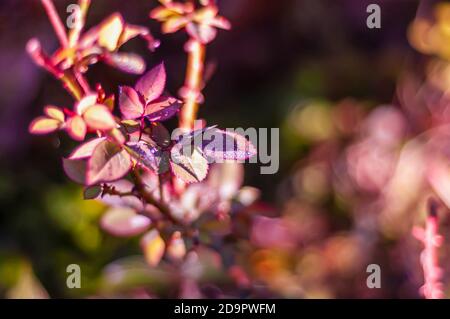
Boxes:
[41,0,69,48]
[412,198,444,299]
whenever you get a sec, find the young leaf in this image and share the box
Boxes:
[83,104,117,130]
[141,229,166,267]
[144,96,181,122]
[100,207,151,237]
[87,140,132,185]
[167,231,186,261]
[126,141,170,174]
[75,94,98,115]
[135,62,166,103]
[62,158,87,184]
[68,137,106,160]
[170,147,209,183]
[66,115,87,141]
[98,13,124,51]
[29,117,60,135]
[44,105,65,122]
[119,86,144,120]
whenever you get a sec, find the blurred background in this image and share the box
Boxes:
[4,0,450,298]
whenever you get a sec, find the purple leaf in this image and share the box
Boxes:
[150,122,171,147]
[126,141,170,174]
[68,137,106,160]
[87,140,132,185]
[200,127,257,161]
[62,158,87,184]
[144,96,181,122]
[135,62,166,103]
[119,86,145,120]
[83,185,102,199]
[100,207,151,237]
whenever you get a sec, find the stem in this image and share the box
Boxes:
[68,0,90,48]
[412,198,444,299]
[26,39,84,100]
[132,168,181,226]
[179,40,206,131]
[41,0,69,48]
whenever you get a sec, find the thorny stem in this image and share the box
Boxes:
[132,168,181,226]
[41,0,69,48]
[412,198,444,299]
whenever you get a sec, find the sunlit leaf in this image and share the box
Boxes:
[144,96,181,121]
[68,137,106,160]
[135,62,166,103]
[141,229,165,267]
[170,147,208,183]
[119,86,144,120]
[186,23,217,44]
[66,115,87,141]
[83,104,117,130]
[29,117,60,135]
[98,13,124,51]
[75,94,97,115]
[101,207,151,237]
[44,105,64,122]
[161,16,189,34]
[87,140,132,185]
[62,158,87,184]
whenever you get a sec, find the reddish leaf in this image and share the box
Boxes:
[167,231,186,261]
[62,158,87,184]
[186,22,217,44]
[150,122,171,147]
[119,86,144,120]
[83,104,116,130]
[144,96,181,122]
[141,229,165,267]
[135,62,166,103]
[100,207,151,237]
[29,117,60,135]
[66,115,87,141]
[68,137,106,160]
[87,140,132,185]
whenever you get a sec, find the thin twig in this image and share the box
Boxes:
[41,0,69,48]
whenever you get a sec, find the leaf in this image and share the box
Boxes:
[150,122,171,147]
[200,127,257,161]
[29,117,60,135]
[98,13,124,51]
[140,229,165,267]
[170,147,208,183]
[83,185,102,199]
[66,115,87,141]
[68,137,106,160]
[144,96,181,122]
[75,94,97,115]
[126,141,170,174]
[87,140,132,185]
[62,158,87,184]
[104,52,146,74]
[44,105,64,122]
[119,86,144,120]
[100,207,151,237]
[135,62,166,103]
[83,104,116,130]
